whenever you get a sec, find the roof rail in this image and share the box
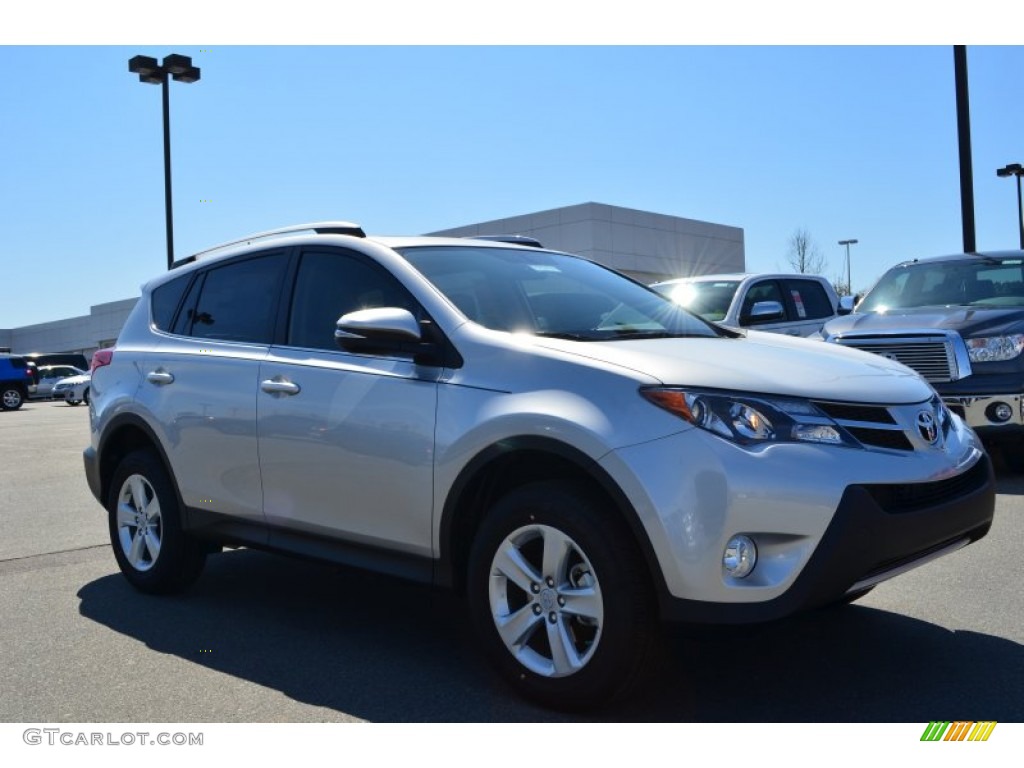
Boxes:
[173,221,366,268]
[465,234,544,248]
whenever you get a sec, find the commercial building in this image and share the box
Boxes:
[0,203,744,360]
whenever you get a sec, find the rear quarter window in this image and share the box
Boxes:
[151,273,193,332]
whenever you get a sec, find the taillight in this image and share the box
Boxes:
[91,349,114,373]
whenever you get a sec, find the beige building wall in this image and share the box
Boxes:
[430,202,745,284]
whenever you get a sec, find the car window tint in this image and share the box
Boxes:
[287,249,417,351]
[188,253,288,343]
[151,273,192,331]
[783,279,833,320]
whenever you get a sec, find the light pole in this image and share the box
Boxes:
[838,239,858,296]
[996,163,1024,250]
[128,53,201,270]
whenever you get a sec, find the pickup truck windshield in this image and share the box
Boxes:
[859,258,1024,312]
[653,280,740,322]
[399,246,722,340]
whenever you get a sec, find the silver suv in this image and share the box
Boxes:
[84,222,995,710]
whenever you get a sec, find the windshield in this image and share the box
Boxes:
[858,258,1024,312]
[654,280,739,322]
[398,246,721,340]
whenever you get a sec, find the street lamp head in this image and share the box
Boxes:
[997,163,1024,178]
[171,66,201,84]
[128,55,160,76]
[161,54,194,75]
[839,239,858,246]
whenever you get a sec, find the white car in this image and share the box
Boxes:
[85,222,994,710]
[652,272,843,337]
[52,373,90,405]
[34,365,87,399]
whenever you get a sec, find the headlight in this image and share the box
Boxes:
[640,387,858,448]
[965,334,1024,363]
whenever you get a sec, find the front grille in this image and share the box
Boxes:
[836,338,957,382]
[862,458,990,514]
[813,402,896,424]
[846,427,914,451]
[811,399,911,451]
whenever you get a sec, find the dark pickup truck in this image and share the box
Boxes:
[822,250,1024,464]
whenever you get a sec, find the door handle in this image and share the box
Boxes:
[146,370,175,385]
[260,378,301,396]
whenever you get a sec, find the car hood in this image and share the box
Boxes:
[825,306,1024,337]
[533,331,934,404]
[56,374,90,385]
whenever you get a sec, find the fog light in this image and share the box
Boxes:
[987,402,1013,423]
[723,535,757,578]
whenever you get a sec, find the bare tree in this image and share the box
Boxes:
[831,273,851,297]
[786,228,826,275]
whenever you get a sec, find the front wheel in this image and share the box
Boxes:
[107,449,206,594]
[467,481,658,710]
[1,386,24,410]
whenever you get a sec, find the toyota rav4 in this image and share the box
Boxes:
[84,222,995,709]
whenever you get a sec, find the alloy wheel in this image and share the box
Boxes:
[487,523,604,678]
[116,474,163,571]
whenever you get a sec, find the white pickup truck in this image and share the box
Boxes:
[652,272,844,337]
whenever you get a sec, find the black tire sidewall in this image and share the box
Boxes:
[107,449,205,594]
[1,386,24,410]
[467,480,656,710]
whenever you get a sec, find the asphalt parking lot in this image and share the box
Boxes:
[1,400,1023,722]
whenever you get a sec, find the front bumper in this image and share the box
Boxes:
[658,454,994,623]
[943,393,1024,435]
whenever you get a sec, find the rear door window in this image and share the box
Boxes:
[186,252,289,343]
[782,279,834,320]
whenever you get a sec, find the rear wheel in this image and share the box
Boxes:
[467,481,658,710]
[107,449,206,594]
[1,385,24,410]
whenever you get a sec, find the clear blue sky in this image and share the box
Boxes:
[2,31,1023,327]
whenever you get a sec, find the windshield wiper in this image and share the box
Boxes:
[604,329,698,339]
[533,331,599,341]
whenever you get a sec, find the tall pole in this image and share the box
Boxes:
[1017,175,1024,250]
[129,53,200,271]
[996,164,1024,249]
[839,239,858,295]
[162,75,175,270]
[954,46,976,253]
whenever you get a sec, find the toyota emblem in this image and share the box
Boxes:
[917,410,939,444]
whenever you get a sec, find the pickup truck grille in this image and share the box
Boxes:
[833,337,958,383]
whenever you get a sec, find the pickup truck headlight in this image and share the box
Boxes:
[965,334,1024,363]
[640,387,858,448]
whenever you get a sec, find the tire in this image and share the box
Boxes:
[66,397,81,406]
[107,449,206,594]
[467,480,659,710]
[83,387,90,405]
[1,385,24,411]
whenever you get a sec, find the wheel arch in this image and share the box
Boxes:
[97,414,182,512]
[435,436,667,599]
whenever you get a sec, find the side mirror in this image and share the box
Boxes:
[837,296,856,315]
[743,300,785,325]
[335,307,422,344]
